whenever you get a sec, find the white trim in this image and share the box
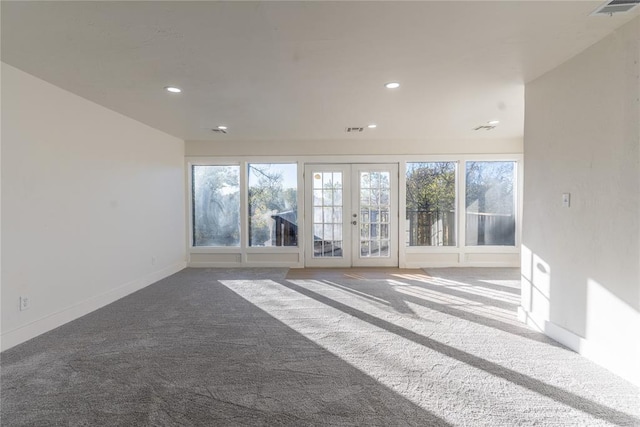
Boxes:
[518,307,640,387]
[405,247,460,253]
[406,260,521,269]
[245,247,301,253]
[190,248,243,254]
[459,159,467,254]
[297,159,306,268]
[1,262,186,352]
[187,153,523,164]
[240,161,248,264]
[462,246,521,253]
[351,163,399,267]
[304,164,353,267]
[518,307,583,350]
[186,154,523,268]
[189,261,295,268]
[404,254,521,267]
[398,160,408,268]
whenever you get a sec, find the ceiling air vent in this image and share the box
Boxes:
[591,0,639,16]
[474,125,496,131]
[211,128,227,134]
[345,127,364,133]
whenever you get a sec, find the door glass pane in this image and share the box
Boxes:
[334,224,343,241]
[380,242,390,257]
[330,241,343,257]
[360,190,370,206]
[333,207,343,223]
[323,207,333,222]
[380,208,390,223]
[380,189,390,205]
[360,208,369,223]
[323,189,333,205]
[333,190,342,205]
[380,224,389,239]
[332,172,342,187]
[406,162,457,247]
[248,163,298,247]
[361,241,370,257]
[360,226,369,239]
[465,161,516,246]
[192,165,240,246]
[359,170,391,258]
[313,171,344,258]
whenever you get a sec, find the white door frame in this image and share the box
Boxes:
[351,163,399,267]
[304,164,352,267]
[304,163,398,267]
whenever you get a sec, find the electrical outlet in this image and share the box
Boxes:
[19,296,30,311]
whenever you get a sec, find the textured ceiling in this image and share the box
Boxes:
[1,1,638,141]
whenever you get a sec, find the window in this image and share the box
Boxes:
[192,165,240,246]
[406,162,456,246]
[248,163,298,247]
[312,171,344,257]
[359,170,392,257]
[465,161,516,246]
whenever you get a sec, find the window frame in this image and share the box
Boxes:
[405,160,459,248]
[186,154,522,268]
[463,160,518,247]
[247,162,299,249]
[400,154,522,267]
[187,159,304,261]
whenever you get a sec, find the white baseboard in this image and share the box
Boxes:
[404,262,520,269]
[518,307,640,387]
[188,261,301,268]
[1,261,187,352]
[518,307,584,351]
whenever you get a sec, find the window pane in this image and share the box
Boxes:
[313,170,344,258]
[192,165,240,246]
[465,161,516,246]
[358,169,392,258]
[248,163,298,247]
[406,162,456,246]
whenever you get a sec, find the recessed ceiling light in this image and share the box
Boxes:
[384,82,400,89]
[488,120,500,125]
[217,125,228,130]
[368,124,377,129]
[164,86,182,93]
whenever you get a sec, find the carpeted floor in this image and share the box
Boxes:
[1,268,639,426]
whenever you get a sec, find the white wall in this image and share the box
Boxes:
[186,137,523,157]
[521,18,640,386]
[1,63,186,351]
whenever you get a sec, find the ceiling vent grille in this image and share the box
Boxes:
[474,125,496,131]
[591,0,639,15]
[345,127,364,133]
[211,128,227,134]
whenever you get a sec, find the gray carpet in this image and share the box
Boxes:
[1,268,639,426]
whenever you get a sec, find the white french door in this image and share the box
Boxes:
[304,163,398,267]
